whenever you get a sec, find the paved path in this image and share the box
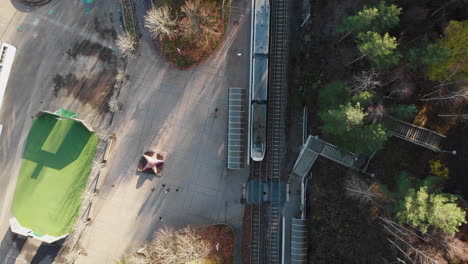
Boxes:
[0,0,252,263]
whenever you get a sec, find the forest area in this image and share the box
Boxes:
[287,0,468,263]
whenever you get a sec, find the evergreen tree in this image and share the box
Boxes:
[396,186,466,234]
[388,104,418,121]
[408,42,451,71]
[339,1,401,34]
[317,82,349,112]
[357,32,401,69]
[428,20,468,82]
[319,102,389,155]
[350,91,375,107]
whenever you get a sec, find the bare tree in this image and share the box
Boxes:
[125,226,211,264]
[107,98,122,113]
[116,70,129,84]
[384,68,416,100]
[180,0,210,36]
[96,132,114,142]
[386,82,416,100]
[124,247,151,264]
[116,33,137,57]
[350,69,381,94]
[381,217,443,264]
[145,6,178,40]
[421,87,468,103]
[180,0,221,48]
[366,103,386,124]
[344,175,378,205]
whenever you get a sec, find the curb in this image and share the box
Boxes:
[17,0,52,7]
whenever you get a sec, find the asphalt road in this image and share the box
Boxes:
[0,0,251,263]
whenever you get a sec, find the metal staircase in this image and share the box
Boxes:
[385,115,445,151]
[320,143,356,167]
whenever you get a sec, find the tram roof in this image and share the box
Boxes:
[253,0,270,55]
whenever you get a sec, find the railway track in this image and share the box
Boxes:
[266,0,288,263]
[249,0,288,263]
[250,161,266,264]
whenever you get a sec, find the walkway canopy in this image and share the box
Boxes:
[291,218,308,264]
[227,88,246,169]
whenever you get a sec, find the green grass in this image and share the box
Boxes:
[11,114,99,237]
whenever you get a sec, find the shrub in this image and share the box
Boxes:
[116,32,137,57]
[429,159,449,179]
[125,226,211,264]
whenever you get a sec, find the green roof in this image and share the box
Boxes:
[11,113,98,236]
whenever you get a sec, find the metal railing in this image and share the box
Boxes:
[385,115,445,151]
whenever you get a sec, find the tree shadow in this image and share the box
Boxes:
[136,187,165,218]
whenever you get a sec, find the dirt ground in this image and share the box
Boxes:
[53,14,122,114]
[198,225,235,264]
[286,0,468,263]
[307,159,396,263]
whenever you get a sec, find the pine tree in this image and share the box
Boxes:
[339,1,401,34]
[396,186,466,234]
[357,32,401,69]
[428,20,468,82]
[388,104,418,121]
[319,102,389,155]
[350,91,375,107]
[317,82,349,112]
[408,42,451,71]
[428,194,466,234]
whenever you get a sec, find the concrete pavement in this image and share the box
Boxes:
[0,0,251,263]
